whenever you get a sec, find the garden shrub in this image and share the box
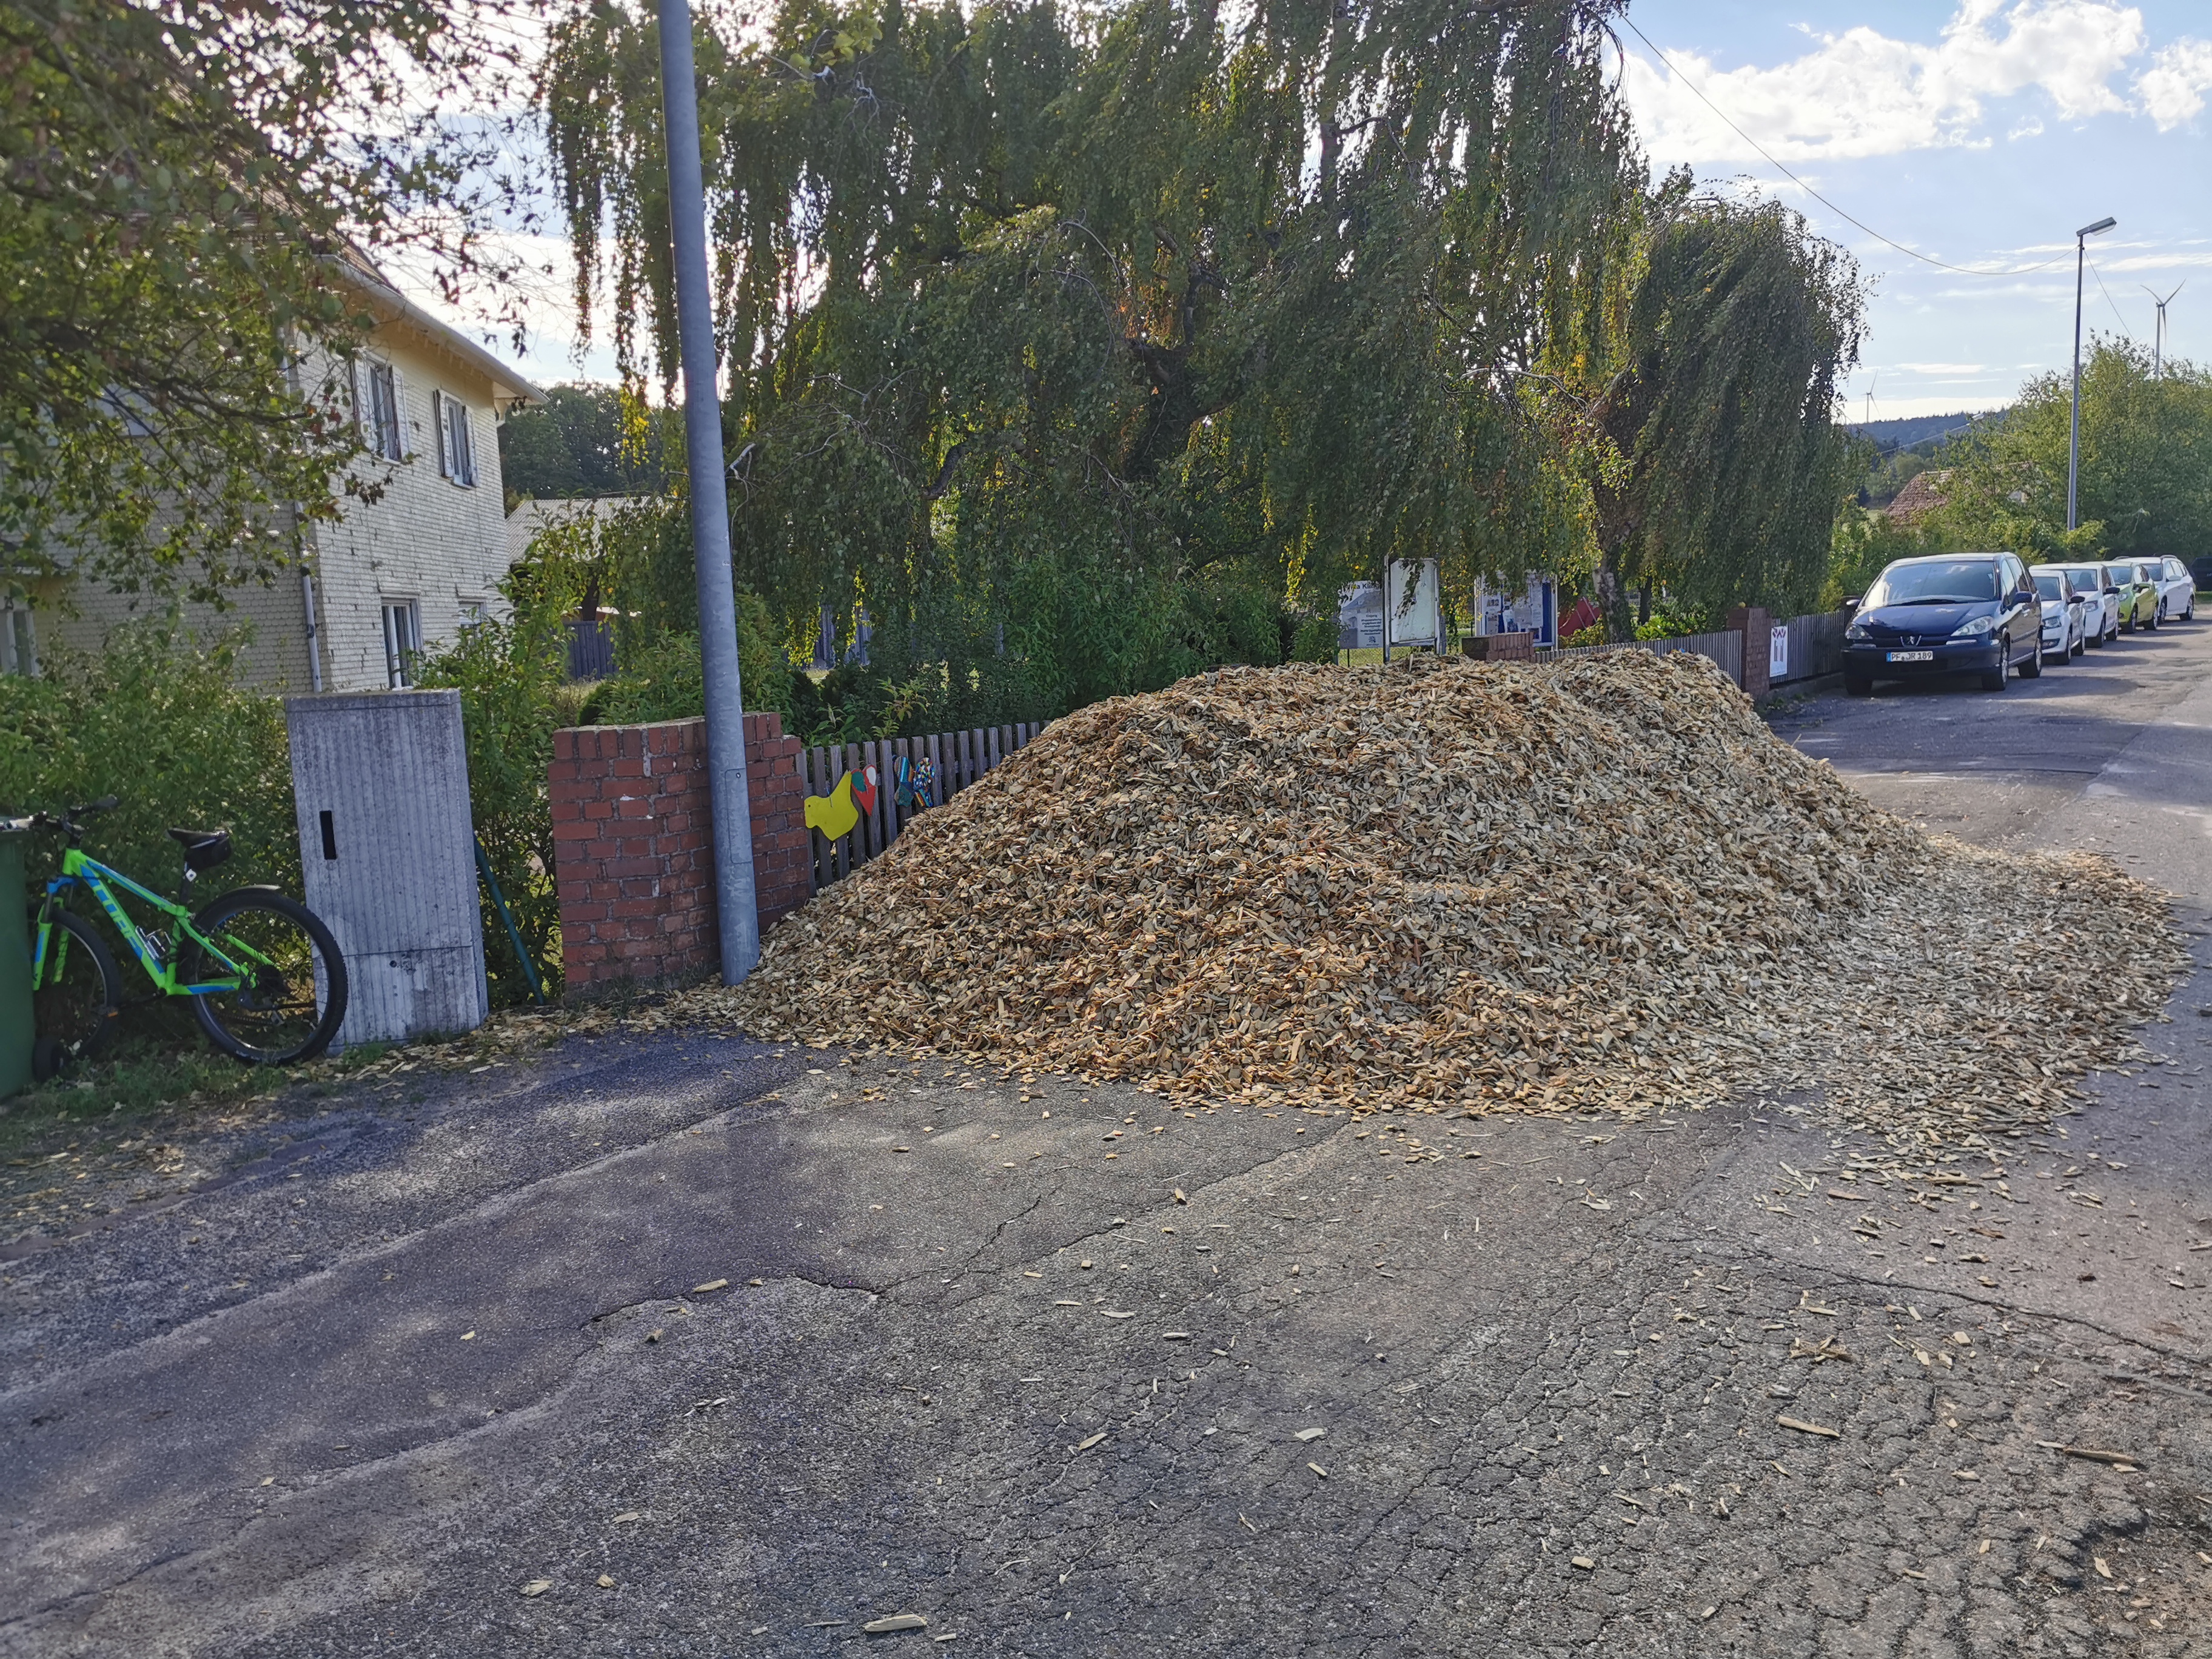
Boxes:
[414,604,570,1007]
[0,623,298,905]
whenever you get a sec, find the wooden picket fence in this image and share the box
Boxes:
[800,722,1042,891]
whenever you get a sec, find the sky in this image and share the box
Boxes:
[1617,0,2212,421]
[429,1,2212,423]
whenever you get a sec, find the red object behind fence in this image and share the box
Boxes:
[549,714,811,991]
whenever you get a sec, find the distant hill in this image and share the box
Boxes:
[1846,410,2003,454]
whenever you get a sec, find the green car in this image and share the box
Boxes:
[2105,561,2160,631]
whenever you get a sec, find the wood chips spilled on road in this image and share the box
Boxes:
[692,651,2184,1151]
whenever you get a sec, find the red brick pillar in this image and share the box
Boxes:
[1463,631,1535,662]
[743,712,813,933]
[551,715,813,992]
[1729,605,1772,699]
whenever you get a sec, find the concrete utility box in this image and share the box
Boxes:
[286,691,487,1048]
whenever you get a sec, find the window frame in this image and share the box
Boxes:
[359,360,403,461]
[381,598,422,688]
[437,390,477,488]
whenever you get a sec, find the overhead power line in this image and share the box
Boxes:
[1617,16,2068,280]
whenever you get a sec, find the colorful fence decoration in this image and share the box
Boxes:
[801,723,1042,891]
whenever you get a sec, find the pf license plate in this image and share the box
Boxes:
[1886,650,1934,663]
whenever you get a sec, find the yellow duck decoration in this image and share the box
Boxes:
[803,763,877,843]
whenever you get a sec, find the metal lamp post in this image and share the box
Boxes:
[658,0,761,982]
[2067,216,2116,534]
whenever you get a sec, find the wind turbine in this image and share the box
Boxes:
[2142,282,2184,378]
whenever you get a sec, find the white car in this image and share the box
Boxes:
[2046,562,2120,646]
[2151,555,2196,623]
[2030,568,2088,663]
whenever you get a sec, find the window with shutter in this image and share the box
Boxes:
[363,363,403,460]
[444,395,477,487]
[381,600,421,688]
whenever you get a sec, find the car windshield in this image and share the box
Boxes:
[2033,574,2066,600]
[1865,560,2002,606]
[2060,567,2103,589]
[2105,565,2136,584]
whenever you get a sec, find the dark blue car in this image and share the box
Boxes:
[1843,552,2046,696]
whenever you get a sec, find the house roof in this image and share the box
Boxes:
[1885,469,1952,522]
[330,251,546,409]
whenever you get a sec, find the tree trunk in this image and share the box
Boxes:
[1594,546,1637,643]
[1637,578,1652,628]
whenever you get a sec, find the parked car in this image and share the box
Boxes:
[1843,552,2045,695]
[2048,563,2121,646]
[2029,567,2087,662]
[2151,555,2196,622]
[2105,561,2160,631]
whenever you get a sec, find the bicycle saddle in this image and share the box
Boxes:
[167,827,233,871]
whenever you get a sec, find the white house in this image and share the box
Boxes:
[34,260,544,692]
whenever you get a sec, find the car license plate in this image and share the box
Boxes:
[1886,650,1933,663]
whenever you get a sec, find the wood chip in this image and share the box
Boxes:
[2040,1443,2147,1468]
[677,654,2181,1148]
[862,1615,930,1633]
[1307,1463,1328,1478]
[519,1580,551,1598]
[1074,1432,1107,1451]
[1295,1427,1327,1442]
[1776,1415,1840,1439]
[691,1279,729,1294]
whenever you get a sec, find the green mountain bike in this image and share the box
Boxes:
[18,797,349,1076]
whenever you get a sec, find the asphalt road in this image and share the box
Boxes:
[6,626,2212,1657]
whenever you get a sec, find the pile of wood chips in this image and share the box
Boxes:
[712,651,2185,1144]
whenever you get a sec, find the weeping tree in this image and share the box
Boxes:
[540,0,1641,719]
[1559,184,1866,642]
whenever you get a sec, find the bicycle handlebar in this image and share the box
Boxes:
[8,797,118,837]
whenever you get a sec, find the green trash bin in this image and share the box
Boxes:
[0,819,33,1099]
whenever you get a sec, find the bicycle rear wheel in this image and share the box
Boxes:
[30,907,122,1079]
[183,889,349,1064]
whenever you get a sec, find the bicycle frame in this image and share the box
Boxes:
[33,849,255,999]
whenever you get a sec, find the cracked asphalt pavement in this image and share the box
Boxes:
[7,625,2212,1656]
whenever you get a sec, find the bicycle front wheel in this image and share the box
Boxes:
[30,907,122,1079]
[184,889,349,1064]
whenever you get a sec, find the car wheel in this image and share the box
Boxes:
[2019,640,2042,678]
[1844,671,1873,697]
[2147,606,2160,631]
[2073,632,2085,657]
[1981,649,2008,691]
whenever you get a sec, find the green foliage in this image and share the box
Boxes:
[0,0,517,604]
[587,600,794,727]
[1565,186,1866,640]
[498,383,674,505]
[1634,598,1719,640]
[0,622,298,916]
[1919,341,2212,559]
[414,609,570,1006]
[540,0,1641,706]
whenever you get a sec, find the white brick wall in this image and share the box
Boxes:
[49,312,528,692]
[310,326,518,691]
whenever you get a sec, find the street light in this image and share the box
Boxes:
[2068,216,2116,534]
[657,0,761,983]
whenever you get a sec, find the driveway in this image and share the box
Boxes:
[5,626,2212,1657]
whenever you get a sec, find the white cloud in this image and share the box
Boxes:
[1897,362,1988,373]
[1623,1,2148,163]
[2137,38,2212,128]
